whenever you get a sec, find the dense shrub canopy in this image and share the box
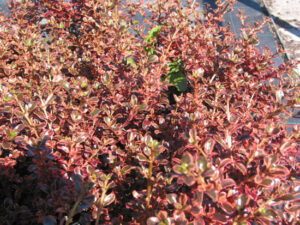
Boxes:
[0,0,299,224]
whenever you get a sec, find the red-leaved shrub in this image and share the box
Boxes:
[0,0,299,224]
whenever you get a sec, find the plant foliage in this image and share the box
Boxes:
[0,0,299,224]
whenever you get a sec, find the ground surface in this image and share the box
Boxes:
[263,0,300,124]
[264,0,300,69]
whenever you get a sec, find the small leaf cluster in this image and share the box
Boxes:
[0,0,299,224]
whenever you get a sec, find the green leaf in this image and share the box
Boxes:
[145,25,163,43]
[127,58,137,68]
[171,75,189,92]
[138,104,147,111]
[81,82,88,88]
[120,21,128,28]
[25,39,32,47]
[91,109,100,117]
[181,162,189,173]
[58,22,64,29]
[167,59,188,92]
[4,93,13,101]
[7,129,18,140]
[259,207,277,217]
[145,47,156,55]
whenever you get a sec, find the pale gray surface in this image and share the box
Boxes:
[0,0,9,14]
[265,0,300,62]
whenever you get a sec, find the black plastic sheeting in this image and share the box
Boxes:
[190,0,298,125]
[211,0,299,125]
[201,0,282,61]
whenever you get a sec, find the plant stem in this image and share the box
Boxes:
[13,94,40,139]
[65,191,85,225]
[146,160,153,209]
[95,201,104,225]
[95,182,108,225]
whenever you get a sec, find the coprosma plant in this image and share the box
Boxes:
[0,0,299,224]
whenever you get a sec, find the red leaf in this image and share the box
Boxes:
[183,175,196,186]
[173,164,185,174]
[142,119,151,130]
[235,162,247,175]
[174,212,188,224]
[166,194,178,204]
[213,212,227,223]
[221,202,235,215]
[202,168,216,177]
[190,204,201,216]
[103,193,115,206]
[275,193,297,201]
[147,217,160,225]
[182,152,193,165]
[206,190,218,202]
[221,178,236,189]
[269,165,289,178]
[189,128,197,144]
[136,153,148,161]
[236,194,248,211]
[219,158,232,170]
[261,178,274,187]
[157,210,169,221]
[256,216,272,225]
[196,156,208,172]
[194,190,203,205]
[203,139,215,154]
[286,205,300,212]
[193,218,205,225]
